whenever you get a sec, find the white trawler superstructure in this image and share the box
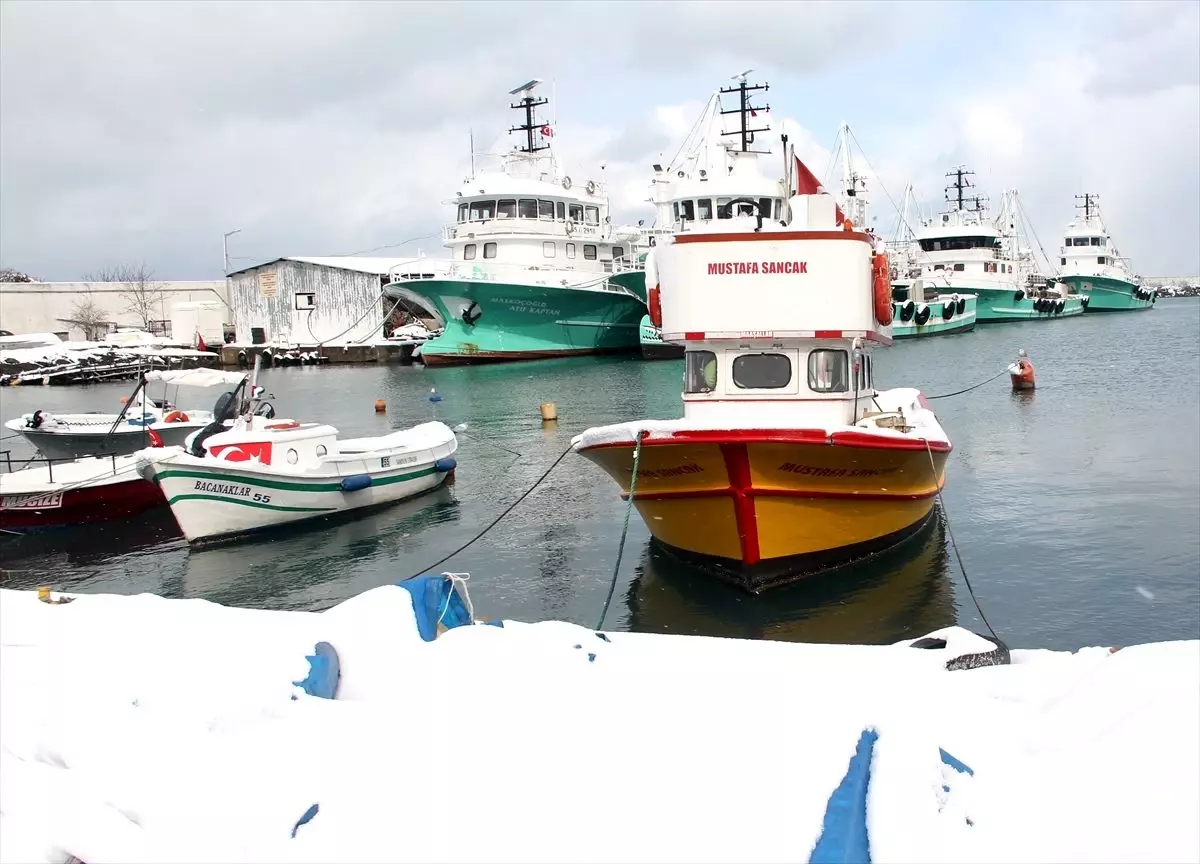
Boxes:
[382,79,650,366]
[911,168,1085,322]
[1058,193,1155,312]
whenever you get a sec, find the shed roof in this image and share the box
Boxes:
[226,256,447,279]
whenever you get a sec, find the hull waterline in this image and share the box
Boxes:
[1061,275,1155,312]
[970,287,1086,322]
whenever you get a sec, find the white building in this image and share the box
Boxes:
[226,257,446,346]
[0,280,228,342]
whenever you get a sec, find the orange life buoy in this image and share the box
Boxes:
[266,420,301,431]
[163,410,189,423]
[647,284,663,329]
[872,253,893,326]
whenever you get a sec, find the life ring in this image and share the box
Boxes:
[163,410,189,423]
[872,253,893,326]
[561,176,572,190]
[565,219,576,235]
[266,420,301,431]
[914,304,931,326]
[900,300,916,322]
[585,180,597,195]
[647,284,663,328]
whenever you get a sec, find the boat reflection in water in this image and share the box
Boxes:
[625,508,956,645]
[0,488,461,612]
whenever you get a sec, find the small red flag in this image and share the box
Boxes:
[196,331,207,352]
[540,124,553,138]
[795,155,847,226]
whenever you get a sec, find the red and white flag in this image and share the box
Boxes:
[795,154,847,226]
[540,124,553,138]
[195,331,207,352]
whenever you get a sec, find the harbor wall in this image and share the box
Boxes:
[0,281,229,342]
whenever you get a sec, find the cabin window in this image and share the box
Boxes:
[1091,237,1103,246]
[1097,256,1106,265]
[518,199,538,219]
[470,201,495,221]
[759,198,773,218]
[773,199,782,220]
[483,242,497,259]
[556,202,566,221]
[539,200,554,220]
[953,263,965,272]
[464,244,477,260]
[496,199,516,219]
[583,244,597,260]
[569,203,584,222]
[1061,258,1067,266]
[684,350,718,394]
[732,353,792,390]
[612,245,626,261]
[933,264,945,271]
[672,202,681,221]
[543,241,556,258]
[566,243,576,259]
[681,200,696,220]
[984,262,996,273]
[918,236,999,253]
[716,198,732,219]
[457,203,468,223]
[864,354,874,390]
[584,205,600,225]
[697,198,713,220]
[808,349,849,393]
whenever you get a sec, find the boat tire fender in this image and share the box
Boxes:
[900,300,916,322]
[340,474,372,493]
[956,297,966,314]
[914,304,931,326]
[942,301,954,321]
[1055,300,1065,314]
[434,456,457,473]
[1014,289,1025,303]
[872,253,893,326]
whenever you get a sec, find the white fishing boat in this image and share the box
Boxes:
[4,368,250,460]
[136,362,459,543]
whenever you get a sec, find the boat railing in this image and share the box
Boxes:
[0,449,124,481]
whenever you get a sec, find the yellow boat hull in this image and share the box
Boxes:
[576,429,949,591]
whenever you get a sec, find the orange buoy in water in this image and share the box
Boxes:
[1010,349,1036,391]
[374,399,386,413]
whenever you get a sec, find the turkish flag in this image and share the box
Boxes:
[196,331,207,352]
[795,155,847,226]
[540,125,553,137]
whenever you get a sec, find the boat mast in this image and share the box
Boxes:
[944,166,979,212]
[508,79,549,155]
[718,71,770,153]
[1075,192,1097,222]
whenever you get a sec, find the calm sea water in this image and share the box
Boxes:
[3,300,1198,650]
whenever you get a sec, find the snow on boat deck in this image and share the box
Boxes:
[0,579,1196,864]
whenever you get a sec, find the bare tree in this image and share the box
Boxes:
[0,267,38,283]
[83,263,166,332]
[60,292,112,341]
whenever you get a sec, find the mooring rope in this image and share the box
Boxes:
[596,430,645,631]
[925,366,1011,400]
[923,437,1000,641]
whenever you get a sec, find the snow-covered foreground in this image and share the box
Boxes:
[1,579,1196,864]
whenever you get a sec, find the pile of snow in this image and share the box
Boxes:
[0,581,1196,864]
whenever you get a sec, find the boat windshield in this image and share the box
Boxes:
[684,350,717,394]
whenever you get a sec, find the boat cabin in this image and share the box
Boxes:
[1059,193,1138,282]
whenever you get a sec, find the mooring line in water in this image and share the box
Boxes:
[400,442,575,581]
[925,367,1010,400]
[595,430,645,631]
[923,438,1000,641]
[450,423,525,460]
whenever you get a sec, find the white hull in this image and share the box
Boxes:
[139,423,458,543]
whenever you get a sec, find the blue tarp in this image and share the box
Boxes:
[292,641,340,700]
[810,727,877,864]
[395,574,473,642]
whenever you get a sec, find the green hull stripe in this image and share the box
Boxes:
[154,465,439,493]
[165,493,336,512]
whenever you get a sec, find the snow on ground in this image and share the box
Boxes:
[0,583,1196,864]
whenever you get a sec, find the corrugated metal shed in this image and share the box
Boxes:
[227,257,449,346]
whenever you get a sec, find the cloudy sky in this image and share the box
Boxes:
[2,0,1197,281]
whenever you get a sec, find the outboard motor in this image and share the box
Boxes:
[188,389,241,458]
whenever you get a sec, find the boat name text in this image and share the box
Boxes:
[708,261,807,276]
[194,480,252,497]
[1,491,65,510]
[777,463,898,479]
[494,297,561,317]
[637,463,704,479]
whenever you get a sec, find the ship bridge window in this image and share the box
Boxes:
[1091,237,1105,246]
[919,236,999,252]
[773,199,782,220]
[613,245,626,260]
[556,202,566,220]
[672,202,681,221]
[716,198,732,219]
[569,203,584,222]
[583,244,597,260]
[953,263,965,272]
[543,241,556,258]
[519,199,539,219]
[496,199,516,219]
[808,349,849,393]
[679,200,695,220]
[584,205,600,225]
[470,201,496,221]
[483,242,497,259]
[697,198,713,220]
[566,243,576,259]
[464,243,477,260]
[732,353,792,390]
[759,197,772,218]
[457,203,468,223]
[539,200,554,220]
[684,350,718,394]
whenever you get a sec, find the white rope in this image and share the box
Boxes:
[437,572,475,626]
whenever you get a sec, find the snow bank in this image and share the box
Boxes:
[0,581,1196,864]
